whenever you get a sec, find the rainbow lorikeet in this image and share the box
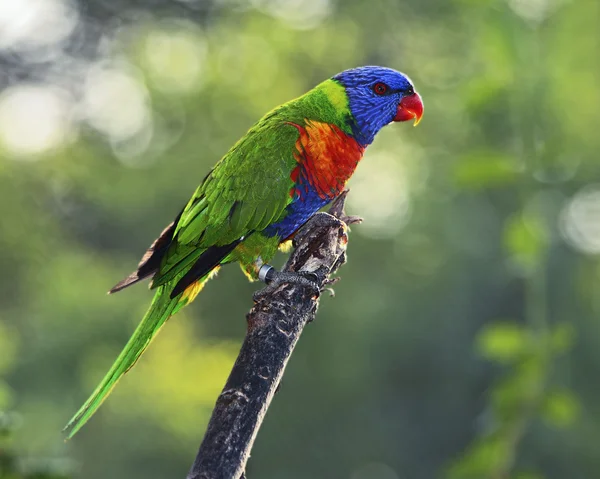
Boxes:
[64,66,423,437]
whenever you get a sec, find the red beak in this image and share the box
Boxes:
[394,91,423,126]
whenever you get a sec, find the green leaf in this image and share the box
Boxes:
[491,356,545,419]
[477,321,529,363]
[541,389,580,428]
[447,436,509,478]
[503,213,548,272]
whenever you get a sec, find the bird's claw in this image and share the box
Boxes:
[253,267,321,302]
[341,214,363,226]
[322,277,340,297]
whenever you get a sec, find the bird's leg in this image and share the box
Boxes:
[252,264,321,302]
[253,210,359,302]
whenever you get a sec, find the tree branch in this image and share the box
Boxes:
[186,191,359,479]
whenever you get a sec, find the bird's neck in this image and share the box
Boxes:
[309,79,375,147]
[277,81,370,199]
[293,81,355,137]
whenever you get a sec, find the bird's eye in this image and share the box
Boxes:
[373,82,388,95]
[405,86,415,95]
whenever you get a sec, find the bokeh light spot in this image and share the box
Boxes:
[143,21,207,95]
[0,84,73,158]
[250,0,331,30]
[560,185,600,255]
[217,34,279,95]
[348,152,411,239]
[507,0,564,24]
[83,64,152,143]
[0,0,78,53]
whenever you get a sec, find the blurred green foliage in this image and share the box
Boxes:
[1,411,71,479]
[1,0,600,478]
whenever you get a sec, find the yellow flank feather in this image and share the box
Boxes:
[278,239,293,253]
[180,267,220,304]
[239,264,255,282]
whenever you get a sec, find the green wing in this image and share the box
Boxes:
[151,116,300,288]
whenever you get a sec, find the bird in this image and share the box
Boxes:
[63,65,423,438]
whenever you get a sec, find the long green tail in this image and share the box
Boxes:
[63,284,179,439]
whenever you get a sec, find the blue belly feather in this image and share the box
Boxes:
[263,183,330,240]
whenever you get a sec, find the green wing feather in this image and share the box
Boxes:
[152,115,301,287]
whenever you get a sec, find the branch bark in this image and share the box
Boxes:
[186,191,359,479]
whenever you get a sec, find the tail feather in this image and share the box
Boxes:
[108,269,154,294]
[63,285,178,439]
[109,211,183,294]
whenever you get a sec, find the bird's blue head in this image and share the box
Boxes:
[333,66,423,146]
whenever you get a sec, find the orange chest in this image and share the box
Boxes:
[289,120,365,200]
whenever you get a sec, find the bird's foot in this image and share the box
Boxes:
[322,276,340,297]
[253,265,321,302]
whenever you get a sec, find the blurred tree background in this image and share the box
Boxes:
[0,0,599,477]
